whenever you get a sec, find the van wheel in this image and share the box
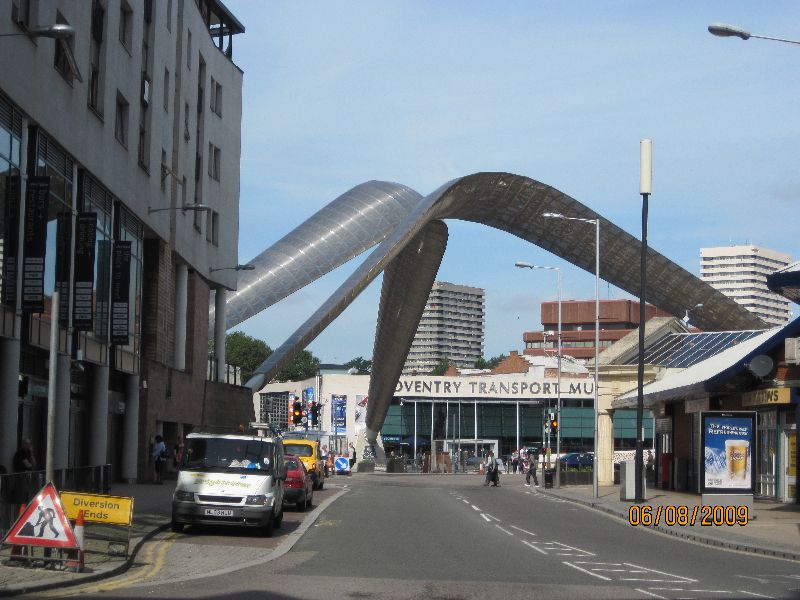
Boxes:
[171,521,184,533]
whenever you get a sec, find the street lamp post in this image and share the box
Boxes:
[708,23,800,45]
[515,261,561,488]
[636,139,653,503]
[542,212,600,499]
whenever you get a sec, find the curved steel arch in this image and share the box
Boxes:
[239,173,766,444]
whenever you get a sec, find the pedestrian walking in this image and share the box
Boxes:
[153,435,167,484]
[525,450,539,487]
[512,454,519,475]
[321,445,330,477]
[348,442,357,469]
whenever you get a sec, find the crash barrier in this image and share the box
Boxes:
[0,465,111,538]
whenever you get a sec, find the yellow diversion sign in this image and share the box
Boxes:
[60,492,134,526]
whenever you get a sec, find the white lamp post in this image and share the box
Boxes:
[515,261,562,488]
[708,23,800,45]
[542,213,600,499]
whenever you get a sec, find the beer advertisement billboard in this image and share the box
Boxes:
[701,411,756,494]
[332,395,347,434]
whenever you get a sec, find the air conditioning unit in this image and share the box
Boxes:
[785,337,800,365]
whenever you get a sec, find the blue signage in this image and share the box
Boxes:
[334,456,350,472]
[332,395,347,434]
[701,411,756,494]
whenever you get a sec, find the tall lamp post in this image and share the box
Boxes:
[708,23,800,46]
[543,212,600,499]
[636,139,653,503]
[515,262,561,487]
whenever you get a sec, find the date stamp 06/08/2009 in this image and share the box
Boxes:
[628,505,750,527]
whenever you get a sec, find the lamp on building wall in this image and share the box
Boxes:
[209,264,254,274]
[1,24,81,81]
[515,260,562,487]
[542,212,601,498]
[148,203,210,215]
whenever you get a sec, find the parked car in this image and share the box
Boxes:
[283,438,326,490]
[283,455,313,511]
[559,452,593,469]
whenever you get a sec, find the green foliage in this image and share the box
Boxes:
[429,358,452,376]
[224,332,272,384]
[276,349,320,382]
[474,354,506,370]
[344,356,372,374]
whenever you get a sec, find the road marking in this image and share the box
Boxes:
[484,513,501,522]
[624,563,696,583]
[495,524,514,536]
[635,590,667,599]
[738,592,774,599]
[510,525,536,537]
[521,539,548,555]
[480,513,491,522]
[462,499,470,504]
[563,561,611,581]
[471,504,481,511]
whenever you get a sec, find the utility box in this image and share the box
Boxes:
[620,460,646,500]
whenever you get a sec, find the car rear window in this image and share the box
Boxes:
[284,443,313,457]
[285,458,300,471]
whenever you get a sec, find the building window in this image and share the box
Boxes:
[186,30,192,69]
[119,1,133,51]
[207,210,219,246]
[53,12,74,84]
[115,92,129,147]
[11,0,33,30]
[166,0,172,31]
[184,102,190,141]
[207,143,220,181]
[163,67,169,111]
[160,149,167,192]
[210,78,222,116]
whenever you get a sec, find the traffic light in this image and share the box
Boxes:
[292,399,302,425]
[550,418,558,435]
[309,401,318,427]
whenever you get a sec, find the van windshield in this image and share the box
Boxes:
[283,443,314,457]
[182,438,275,474]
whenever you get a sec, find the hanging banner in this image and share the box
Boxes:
[55,212,71,325]
[72,212,97,331]
[110,240,131,345]
[701,411,756,494]
[21,176,50,312]
[332,395,347,434]
[1,175,20,307]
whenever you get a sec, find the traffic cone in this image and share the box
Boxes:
[64,510,85,572]
[9,504,29,563]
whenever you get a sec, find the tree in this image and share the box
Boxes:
[429,358,452,376]
[277,350,320,382]
[224,332,272,383]
[344,356,372,374]
[474,354,506,370]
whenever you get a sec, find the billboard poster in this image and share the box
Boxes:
[701,411,756,494]
[332,395,347,434]
[110,241,131,345]
[2,175,20,307]
[72,212,97,331]
[21,176,50,312]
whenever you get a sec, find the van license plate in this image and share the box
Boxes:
[204,508,234,517]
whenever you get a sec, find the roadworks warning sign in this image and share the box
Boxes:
[60,492,134,526]
[2,482,78,549]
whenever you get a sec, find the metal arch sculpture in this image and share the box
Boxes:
[210,180,424,331]
[237,172,766,446]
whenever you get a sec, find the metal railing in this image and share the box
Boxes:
[0,464,110,537]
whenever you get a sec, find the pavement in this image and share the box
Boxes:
[0,473,798,596]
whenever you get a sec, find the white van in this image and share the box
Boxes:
[171,430,285,536]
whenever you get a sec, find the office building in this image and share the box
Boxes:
[0,0,250,483]
[700,245,792,327]
[403,281,485,375]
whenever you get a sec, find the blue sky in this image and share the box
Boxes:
[224,1,800,363]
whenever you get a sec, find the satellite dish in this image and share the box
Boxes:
[746,355,774,378]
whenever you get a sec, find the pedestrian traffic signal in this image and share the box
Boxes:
[292,400,302,425]
[551,418,558,435]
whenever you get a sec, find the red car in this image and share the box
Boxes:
[283,455,314,511]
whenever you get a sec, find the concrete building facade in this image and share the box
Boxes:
[0,0,250,482]
[403,281,485,375]
[700,245,792,327]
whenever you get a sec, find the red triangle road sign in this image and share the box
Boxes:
[2,482,78,549]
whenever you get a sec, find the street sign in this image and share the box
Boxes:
[334,456,350,472]
[60,492,134,526]
[3,482,78,549]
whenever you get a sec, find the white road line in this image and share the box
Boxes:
[521,540,548,555]
[462,499,470,504]
[471,504,481,511]
[738,592,774,599]
[635,590,667,600]
[624,563,697,583]
[509,525,536,537]
[480,513,491,522]
[562,561,611,581]
[484,513,501,522]
[685,590,733,594]
[620,578,695,583]
[495,524,514,536]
